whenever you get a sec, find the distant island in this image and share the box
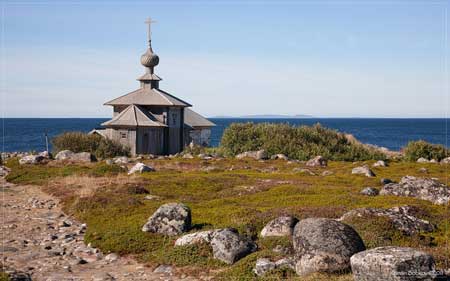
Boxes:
[211,114,314,119]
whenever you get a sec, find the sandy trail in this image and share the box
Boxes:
[0,177,199,281]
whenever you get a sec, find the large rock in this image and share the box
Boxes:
[128,163,155,175]
[19,155,44,165]
[210,228,257,264]
[260,216,298,237]
[380,176,450,205]
[174,230,218,246]
[350,246,436,281]
[236,149,268,160]
[54,150,94,162]
[142,203,191,236]
[305,156,327,167]
[352,165,376,177]
[339,206,434,235]
[292,218,365,276]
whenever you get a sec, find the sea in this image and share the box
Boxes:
[1,118,449,153]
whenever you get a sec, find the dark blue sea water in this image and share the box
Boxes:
[1,118,449,152]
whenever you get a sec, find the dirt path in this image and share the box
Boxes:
[0,177,200,281]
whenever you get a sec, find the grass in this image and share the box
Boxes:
[4,157,450,279]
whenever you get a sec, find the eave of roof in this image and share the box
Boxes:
[184,108,215,128]
[101,104,167,127]
[104,88,191,107]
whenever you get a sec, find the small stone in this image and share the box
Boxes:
[305,156,327,167]
[153,264,173,274]
[373,160,387,167]
[260,216,298,237]
[174,230,218,246]
[417,157,430,163]
[380,178,393,185]
[360,187,379,196]
[352,165,376,177]
[128,162,155,175]
[105,253,119,262]
[253,258,276,276]
[270,154,289,160]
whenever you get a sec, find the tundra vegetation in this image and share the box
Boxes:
[3,123,450,280]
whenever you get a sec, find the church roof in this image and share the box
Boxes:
[101,104,167,127]
[184,108,215,128]
[137,73,162,81]
[104,88,191,107]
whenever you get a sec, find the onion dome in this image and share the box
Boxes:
[140,47,159,68]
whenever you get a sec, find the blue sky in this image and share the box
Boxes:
[1,0,449,117]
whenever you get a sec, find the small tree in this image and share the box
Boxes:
[402,140,448,161]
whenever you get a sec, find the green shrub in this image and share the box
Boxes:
[402,140,449,162]
[52,132,129,159]
[219,123,386,161]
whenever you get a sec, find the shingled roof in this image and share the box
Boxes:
[184,108,215,128]
[102,104,167,127]
[104,88,191,107]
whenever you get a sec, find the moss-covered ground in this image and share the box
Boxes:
[5,158,450,280]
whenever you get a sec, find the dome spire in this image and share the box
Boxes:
[145,17,156,49]
[140,17,160,71]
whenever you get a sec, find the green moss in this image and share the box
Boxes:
[5,158,450,279]
[0,272,9,281]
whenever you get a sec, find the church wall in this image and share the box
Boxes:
[108,128,137,156]
[136,127,165,155]
[167,107,182,154]
[113,105,128,117]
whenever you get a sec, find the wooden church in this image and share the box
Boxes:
[95,18,214,156]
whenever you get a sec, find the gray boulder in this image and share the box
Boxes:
[128,162,155,175]
[271,154,289,160]
[253,257,295,276]
[142,203,191,236]
[236,149,268,160]
[39,151,52,158]
[19,155,44,165]
[360,187,379,196]
[380,176,450,205]
[352,165,376,177]
[113,156,129,164]
[440,157,450,164]
[373,160,387,167]
[0,166,11,177]
[306,156,327,167]
[260,216,298,237]
[210,228,257,264]
[292,218,365,276]
[350,246,436,281]
[339,206,434,235]
[174,230,218,246]
[55,150,94,162]
[417,157,429,163]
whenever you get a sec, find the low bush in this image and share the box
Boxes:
[219,122,386,161]
[402,140,449,162]
[52,132,129,159]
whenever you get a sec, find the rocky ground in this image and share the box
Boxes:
[0,177,200,281]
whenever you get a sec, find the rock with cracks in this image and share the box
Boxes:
[380,176,450,205]
[292,218,365,276]
[339,206,434,236]
[350,246,436,281]
[142,203,191,236]
[210,228,257,264]
[174,230,219,246]
[260,216,298,237]
[19,155,45,165]
[360,187,379,196]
